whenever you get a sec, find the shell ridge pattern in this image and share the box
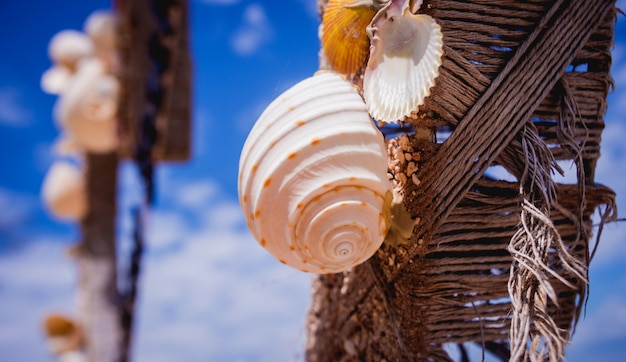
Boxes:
[363,8,443,123]
[240,101,372,218]
[238,72,393,274]
[240,74,360,162]
[322,0,376,76]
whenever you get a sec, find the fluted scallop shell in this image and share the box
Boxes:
[54,58,119,153]
[322,0,377,77]
[41,161,87,220]
[239,72,393,274]
[363,1,443,123]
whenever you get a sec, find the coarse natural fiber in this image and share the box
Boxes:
[307,1,619,361]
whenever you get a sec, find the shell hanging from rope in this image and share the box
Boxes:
[41,161,87,220]
[363,0,443,123]
[54,58,119,153]
[238,71,393,274]
[321,0,382,77]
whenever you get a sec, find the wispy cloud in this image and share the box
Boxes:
[0,187,38,232]
[297,0,320,20]
[0,241,75,361]
[197,0,239,5]
[231,4,273,56]
[131,177,311,361]
[0,176,311,361]
[0,87,32,126]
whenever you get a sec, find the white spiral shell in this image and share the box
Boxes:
[238,72,393,274]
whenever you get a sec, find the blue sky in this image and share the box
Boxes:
[0,0,624,361]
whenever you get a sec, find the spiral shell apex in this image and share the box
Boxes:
[239,72,393,274]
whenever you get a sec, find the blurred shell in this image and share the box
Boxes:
[41,66,72,95]
[84,11,118,71]
[321,0,377,77]
[238,72,393,274]
[48,30,93,70]
[41,161,86,220]
[363,0,443,123]
[55,59,119,153]
[84,11,117,53]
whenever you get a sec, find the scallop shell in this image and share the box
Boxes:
[321,0,377,77]
[41,161,87,220]
[54,58,119,153]
[238,72,393,274]
[363,0,443,123]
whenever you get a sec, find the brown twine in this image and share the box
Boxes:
[307,1,618,361]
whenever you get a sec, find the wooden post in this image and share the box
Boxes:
[76,152,122,362]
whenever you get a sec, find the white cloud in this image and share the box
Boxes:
[133,200,311,361]
[0,87,32,126]
[175,179,219,210]
[590,99,626,265]
[0,187,38,231]
[198,0,239,5]
[567,283,626,361]
[231,4,273,56]
[297,0,320,20]
[145,209,189,250]
[0,178,312,361]
[0,241,76,361]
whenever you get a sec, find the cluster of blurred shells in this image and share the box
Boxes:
[40,11,118,222]
[238,0,443,273]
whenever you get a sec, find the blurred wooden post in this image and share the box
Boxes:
[117,0,192,163]
[74,0,191,361]
[77,153,122,362]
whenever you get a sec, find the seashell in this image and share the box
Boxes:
[41,66,73,95]
[41,161,87,220]
[54,58,119,153]
[48,30,94,71]
[84,11,117,54]
[43,313,85,359]
[321,0,379,77]
[84,11,118,71]
[363,0,443,123]
[238,72,393,274]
